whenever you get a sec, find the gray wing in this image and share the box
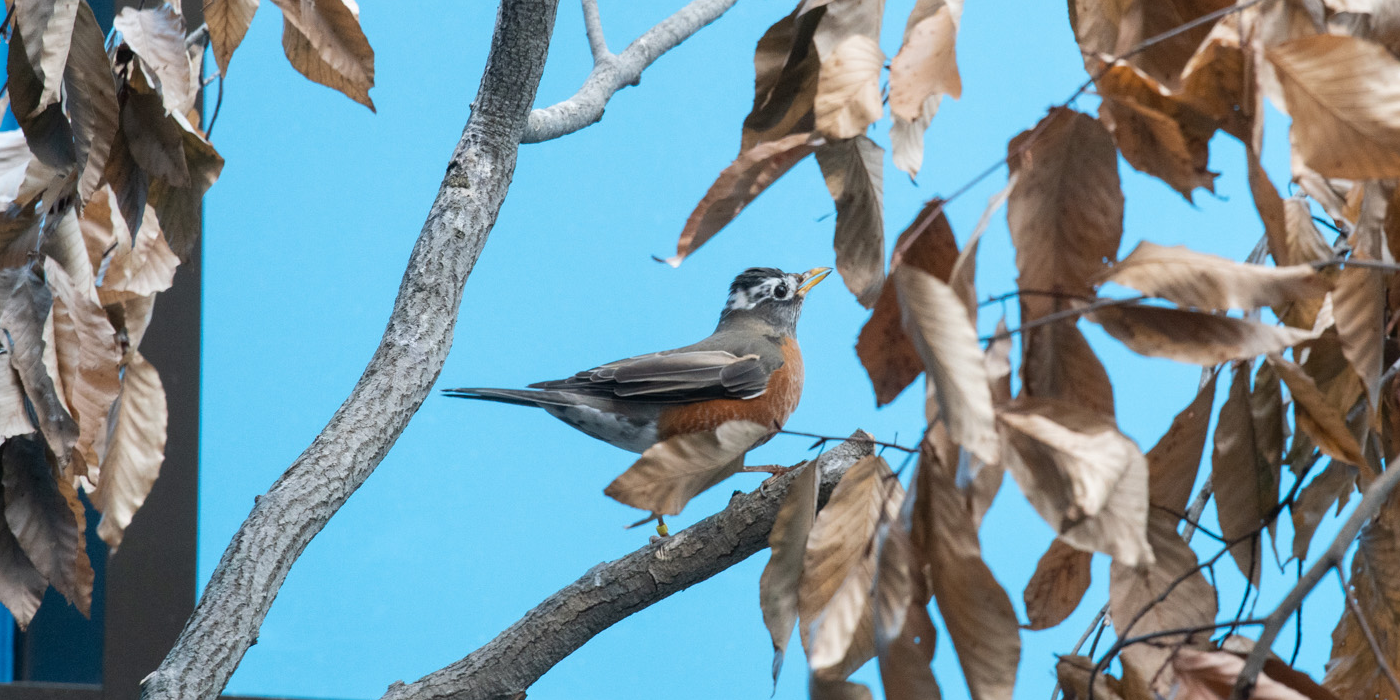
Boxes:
[530,345,780,403]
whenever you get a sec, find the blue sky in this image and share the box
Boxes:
[198,1,1350,698]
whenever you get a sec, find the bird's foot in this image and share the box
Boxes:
[626,512,670,539]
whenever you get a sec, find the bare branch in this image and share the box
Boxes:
[1231,461,1400,699]
[139,2,563,698]
[581,0,610,63]
[379,435,876,700]
[522,0,739,143]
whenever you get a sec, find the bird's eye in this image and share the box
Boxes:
[775,283,790,298]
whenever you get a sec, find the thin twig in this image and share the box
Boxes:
[580,0,611,63]
[979,289,1093,308]
[1334,565,1400,699]
[980,296,1147,343]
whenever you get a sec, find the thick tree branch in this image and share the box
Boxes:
[1230,461,1400,699]
[521,0,738,143]
[379,434,875,700]
[139,1,562,698]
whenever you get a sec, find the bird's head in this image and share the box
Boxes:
[717,266,831,333]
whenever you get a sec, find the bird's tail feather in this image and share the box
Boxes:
[441,387,575,407]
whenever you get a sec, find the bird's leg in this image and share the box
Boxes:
[626,511,670,538]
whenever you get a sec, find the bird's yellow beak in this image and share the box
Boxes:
[796,267,832,296]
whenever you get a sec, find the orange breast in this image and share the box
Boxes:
[657,337,804,439]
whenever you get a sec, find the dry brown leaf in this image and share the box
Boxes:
[999,398,1153,566]
[760,459,820,682]
[273,0,376,110]
[102,125,151,238]
[1057,655,1126,700]
[1110,511,1217,696]
[0,363,31,442]
[1101,241,1331,311]
[877,600,941,700]
[742,7,821,151]
[895,266,998,466]
[1211,363,1270,584]
[1008,107,1124,299]
[669,132,817,267]
[1267,354,1368,467]
[207,0,260,76]
[1023,538,1092,630]
[1334,261,1384,409]
[816,136,884,307]
[1093,60,1220,198]
[1088,0,1235,88]
[14,0,80,112]
[120,90,190,188]
[1281,197,1337,267]
[1323,486,1400,698]
[814,34,883,139]
[1089,304,1319,366]
[147,111,223,260]
[603,420,769,516]
[1175,648,1327,699]
[1268,34,1400,178]
[1179,19,1249,140]
[1290,460,1355,562]
[44,258,120,477]
[808,524,882,675]
[915,450,1020,700]
[799,455,900,680]
[950,174,1014,319]
[41,209,94,293]
[97,203,179,306]
[0,267,78,473]
[64,2,119,204]
[856,199,959,406]
[90,350,165,548]
[114,5,195,116]
[7,23,78,174]
[1020,302,1117,418]
[888,0,961,177]
[1147,371,1217,515]
[1,433,92,616]
[1252,361,1286,479]
[811,678,874,700]
[0,494,48,629]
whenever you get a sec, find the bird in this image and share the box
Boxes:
[443,266,832,455]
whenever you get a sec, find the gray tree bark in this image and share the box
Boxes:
[380,435,874,700]
[139,1,561,697]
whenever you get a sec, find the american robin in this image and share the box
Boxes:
[443,267,831,454]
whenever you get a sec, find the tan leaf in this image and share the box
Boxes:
[1020,304,1116,418]
[669,132,817,267]
[1323,486,1400,698]
[760,459,820,682]
[13,0,80,112]
[895,266,998,466]
[742,8,821,151]
[1008,107,1124,298]
[1057,655,1126,700]
[1,434,92,616]
[1267,354,1368,467]
[1083,0,1234,88]
[915,451,1020,700]
[1179,19,1250,141]
[120,90,190,187]
[1023,538,1092,630]
[1334,261,1384,408]
[0,363,31,442]
[44,258,121,477]
[1175,649,1326,699]
[816,136,884,306]
[1252,361,1286,479]
[206,0,261,76]
[97,203,179,306]
[101,124,150,238]
[877,600,941,700]
[90,351,165,548]
[814,34,883,139]
[1089,304,1318,366]
[811,678,873,700]
[1283,193,1342,263]
[273,0,376,110]
[1268,34,1400,178]
[1094,60,1218,198]
[887,0,961,177]
[799,455,901,679]
[64,2,120,204]
[0,267,78,472]
[7,23,78,174]
[1211,363,1270,583]
[857,199,959,405]
[1110,512,1217,696]
[1290,460,1355,562]
[41,208,94,293]
[0,500,48,629]
[147,111,223,261]
[603,420,769,516]
[1101,241,1331,311]
[1147,371,1217,515]
[999,398,1153,566]
[114,5,195,116]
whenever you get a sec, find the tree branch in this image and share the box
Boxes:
[139,1,562,698]
[379,434,875,700]
[580,0,610,63]
[521,0,738,143]
[1334,566,1400,698]
[1230,460,1400,699]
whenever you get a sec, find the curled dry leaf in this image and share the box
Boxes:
[1266,354,1368,468]
[877,599,940,700]
[1110,512,1218,697]
[1023,538,1092,631]
[887,0,962,177]
[603,420,769,517]
[810,678,873,700]
[670,132,818,267]
[8,23,78,174]
[1290,460,1355,562]
[90,351,166,548]
[272,0,376,110]
[799,455,900,680]
[1095,61,1218,199]
[1175,649,1328,700]
[0,365,31,442]
[856,199,959,406]
[814,34,884,139]
[113,5,195,116]
[1056,655,1126,700]
[1211,363,1270,584]
[1147,370,1218,516]
[815,136,885,307]
[14,0,80,113]
[895,266,998,466]
[0,487,47,629]
[1,434,92,616]
[998,398,1153,566]
[760,459,820,683]
[147,112,224,261]
[0,267,78,473]
[1252,360,1286,478]
[1101,241,1331,312]
[1068,0,1233,88]
[1268,34,1400,179]
[1178,16,1249,141]
[1333,261,1384,408]
[96,203,179,306]
[121,91,190,188]
[206,0,261,76]
[1089,304,1319,366]
[1323,486,1400,699]
[1020,300,1116,418]
[743,7,822,151]
[44,258,121,476]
